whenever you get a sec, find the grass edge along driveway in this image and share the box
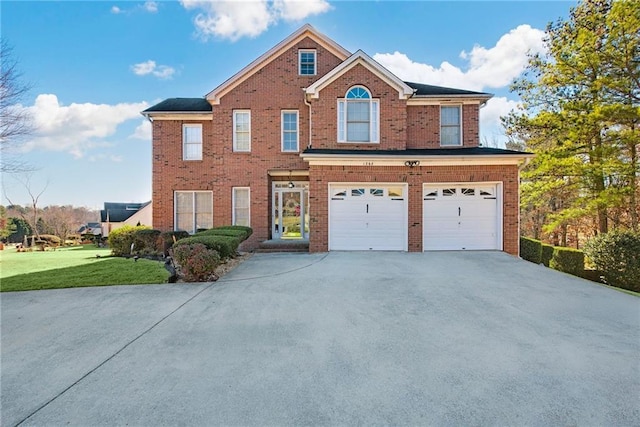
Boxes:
[0,246,169,292]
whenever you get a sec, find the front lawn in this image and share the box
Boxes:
[0,245,169,292]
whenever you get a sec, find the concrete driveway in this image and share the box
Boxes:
[1,251,638,426]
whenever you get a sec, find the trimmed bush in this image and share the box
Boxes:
[216,225,253,239]
[541,244,554,267]
[520,237,542,264]
[196,228,249,241]
[172,243,221,282]
[584,231,640,292]
[108,225,151,257]
[133,229,162,255]
[32,234,62,246]
[173,235,240,259]
[160,230,190,253]
[550,247,584,278]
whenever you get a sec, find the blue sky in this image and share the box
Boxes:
[2,0,574,209]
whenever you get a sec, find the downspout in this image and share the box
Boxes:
[303,91,312,149]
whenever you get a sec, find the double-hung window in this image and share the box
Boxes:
[232,187,250,227]
[233,110,251,152]
[183,124,202,160]
[299,50,316,75]
[174,191,213,234]
[281,110,299,152]
[337,86,379,143]
[440,105,462,146]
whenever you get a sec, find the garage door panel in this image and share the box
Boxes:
[330,185,407,251]
[423,184,499,251]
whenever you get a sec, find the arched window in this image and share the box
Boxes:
[337,86,379,143]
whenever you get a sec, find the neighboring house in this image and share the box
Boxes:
[142,25,532,255]
[100,201,152,237]
[77,222,102,236]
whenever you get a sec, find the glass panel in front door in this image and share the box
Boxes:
[282,191,302,238]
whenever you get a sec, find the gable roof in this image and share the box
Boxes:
[305,50,415,100]
[206,24,351,105]
[142,98,212,113]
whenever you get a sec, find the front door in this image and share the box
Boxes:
[273,184,309,239]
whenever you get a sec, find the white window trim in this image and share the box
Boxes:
[173,190,213,234]
[232,187,251,227]
[182,124,203,160]
[233,110,251,152]
[440,105,463,147]
[298,49,317,76]
[281,110,299,152]
[336,85,380,144]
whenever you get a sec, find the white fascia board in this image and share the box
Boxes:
[305,50,415,100]
[301,153,533,167]
[206,24,351,105]
[141,112,212,121]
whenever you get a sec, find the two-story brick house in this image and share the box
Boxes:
[142,24,531,255]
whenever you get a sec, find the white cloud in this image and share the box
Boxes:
[21,94,148,159]
[130,119,152,140]
[374,25,545,92]
[479,97,520,146]
[131,60,176,79]
[111,6,122,14]
[180,0,331,41]
[143,1,158,13]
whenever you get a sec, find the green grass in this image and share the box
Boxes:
[0,245,169,292]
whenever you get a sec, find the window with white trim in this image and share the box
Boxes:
[233,110,251,152]
[440,105,462,146]
[174,191,213,234]
[281,110,299,152]
[299,49,316,75]
[233,187,250,227]
[337,86,379,143]
[183,124,202,160]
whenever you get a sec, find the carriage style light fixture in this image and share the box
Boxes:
[404,160,420,168]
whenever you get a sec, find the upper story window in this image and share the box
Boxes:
[299,49,316,75]
[440,105,462,146]
[233,110,251,152]
[337,86,379,143]
[183,124,202,160]
[281,110,299,152]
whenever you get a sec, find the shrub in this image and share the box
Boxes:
[520,237,542,264]
[108,225,151,257]
[584,231,640,292]
[172,243,221,282]
[196,228,249,241]
[160,230,190,254]
[31,234,62,246]
[541,244,554,267]
[133,229,162,255]
[173,235,240,259]
[216,225,253,239]
[550,247,584,278]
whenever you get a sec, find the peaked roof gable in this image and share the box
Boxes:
[206,24,351,105]
[305,50,415,100]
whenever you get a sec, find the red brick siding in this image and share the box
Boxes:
[406,104,480,148]
[308,164,519,255]
[310,63,407,150]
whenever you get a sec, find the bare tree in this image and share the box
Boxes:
[1,39,34,173]
[3,173,48,240]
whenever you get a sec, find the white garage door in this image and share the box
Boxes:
[423,184,500,251]
[329,184,407,251]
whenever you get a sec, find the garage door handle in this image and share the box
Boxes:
[458,207,461,216]
[366,203,369,213]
